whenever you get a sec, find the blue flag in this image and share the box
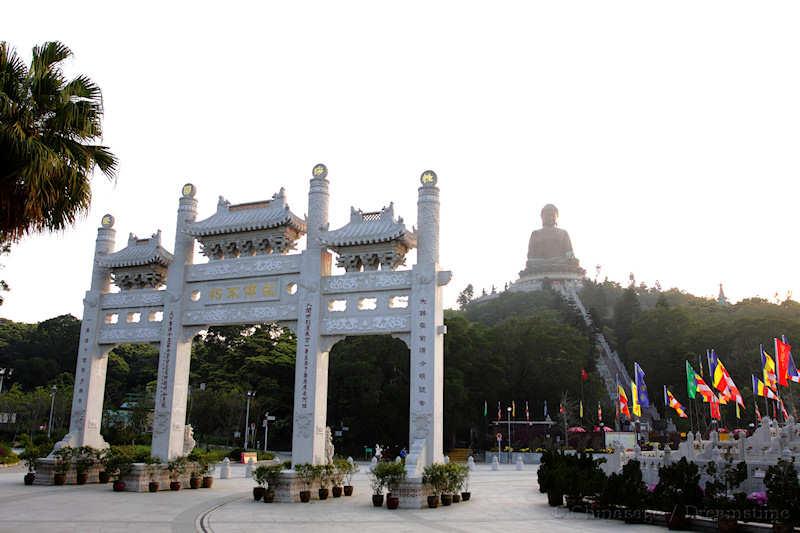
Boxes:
[543,400,549,419]
[707,349,718,378]
[634,362,650,408]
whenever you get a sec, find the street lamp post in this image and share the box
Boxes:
[506,406,512,464]
[243,391,256,449]
[47,385,57,439]
[0,368,13,394]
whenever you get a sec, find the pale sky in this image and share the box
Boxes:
[3,1,800,323]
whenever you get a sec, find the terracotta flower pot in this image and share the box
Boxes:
[113,480,126,492]
[372,494,384,507]
[344,485,354,496]
[263,489,275,503]
[461,492,471,501]
[452,493,461,503]
[253,486,265,501]
[98,471,110,484]
[427,495,439,508]
[667,504,687,530]
[299,490,311,502]
[149,481,159,492]
[23,473,35,486]
[387,495,400,509]
[332,486,343,498]
[170,481,181,491]
[53,473,66,486]
[202,476,213,489]
[190,477,201,489]
[76,472,88,485]
[441,494,452,506]
[318,488,329,500]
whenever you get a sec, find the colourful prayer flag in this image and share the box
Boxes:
[483,400,487,417]
[543,400,549,419]
[497,401,501,421]
[597,401,602,423]
[761,345,778,390]
[631,381,641,417]
[618,384,631,420]
[581,368,589,382]
[525,400,530,421]
[666,388,688,418]
[579,400,584,419]
[686,361,698,399]
[752,375,778,400]
[710,394,721,420]
[712,357,744,406]
[512,400,516,418]
[634,363,650,408]
[776,337,793,387]
[694,372,715,402]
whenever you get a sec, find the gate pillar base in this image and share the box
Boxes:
[396,478,432,509]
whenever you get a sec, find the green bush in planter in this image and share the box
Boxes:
[74,446,98,477]
[603,459,648,521]
[52,447,73,475]
[20,446,39,473]
[445,463,468,495]
[765,458,800,526]
[371,461,406,494]
[422,463,448,495]
[294,463,316,491]
[703,459,748,518]
[652,457,702,513]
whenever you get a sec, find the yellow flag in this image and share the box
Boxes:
[631,381,642,417]
[512,400,516,417]
[579,400,583,418]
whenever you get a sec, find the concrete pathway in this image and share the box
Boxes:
[0,463,661,533]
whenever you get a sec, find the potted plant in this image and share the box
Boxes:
[96,448,111,484]
[52,447,73,486]
[765,458,800,533]
[339,459,357,496]
[369,462,387,507]
[383,462,406,509]
[167,456,187,491]
[423,463,446,508]
[704,459,748,532]
[294,463,316,502]
[317,464,333,500]
[144,456,162,492]
[261,464,283,503]
[20,446,39,486]
[253,465,268,501]
[331,459,347,498]
[445,463,466,504]
[106,450,133,492]
[460,465,471,501]
[199,454,214,488]
[74,446,97,485]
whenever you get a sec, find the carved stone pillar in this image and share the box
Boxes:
[406,171,444,476]
[151,184,197,460]
[291,165,332,465]
[54,215,117,452]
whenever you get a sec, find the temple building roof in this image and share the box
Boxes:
[98,231,173,268]
[186,188,306,237]
[320,203,416,248]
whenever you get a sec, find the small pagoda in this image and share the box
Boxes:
[320,203,416,272]
[98,231,174,290]
[186,188,306,259]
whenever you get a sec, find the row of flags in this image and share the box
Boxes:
[616,337,799,424]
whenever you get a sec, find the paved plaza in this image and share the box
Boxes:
[0,463,661,533]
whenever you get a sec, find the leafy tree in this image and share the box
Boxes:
[456,284,474,309]
[613,287,641,360]
[0,41,117,242]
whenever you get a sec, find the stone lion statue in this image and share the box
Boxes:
[183,424,196,456]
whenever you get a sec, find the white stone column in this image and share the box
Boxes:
[151,184,197,461]
[55,215,117,452]
[407,171,444,474]
[291,165,332,465]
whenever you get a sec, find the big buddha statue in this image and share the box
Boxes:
[519,204,585,280]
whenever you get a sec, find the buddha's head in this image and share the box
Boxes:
[541,204,559,228]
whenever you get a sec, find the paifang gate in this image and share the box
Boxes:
[55,165,450,480]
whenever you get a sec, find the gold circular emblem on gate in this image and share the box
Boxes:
[101,214,114,228]
[312,164,328,179]
[420,170,437,186]
[182,183,196,198]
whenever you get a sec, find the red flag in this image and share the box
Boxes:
[710,394,721,420]
[525,400,530,422]
[581,369,589,382]
[776,338,792,387]
[597,402,602,423]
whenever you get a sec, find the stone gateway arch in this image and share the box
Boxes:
[51,166,449,501]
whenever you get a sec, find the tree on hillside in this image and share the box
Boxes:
[456,284,474,309]
[613,287,641,360]
[0,41,117,243]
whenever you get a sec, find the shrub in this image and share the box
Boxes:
[422,463,448,495]
[765,458,800,525]
[652,457,702,512]
[294,463,316,491]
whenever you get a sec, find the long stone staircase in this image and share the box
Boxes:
[554,282,659,422]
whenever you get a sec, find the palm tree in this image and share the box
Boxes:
[0,41,117,242]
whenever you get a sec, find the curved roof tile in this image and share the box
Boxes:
[320,203,416,248]
[98,231,173,268]
[186,188,306,237]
